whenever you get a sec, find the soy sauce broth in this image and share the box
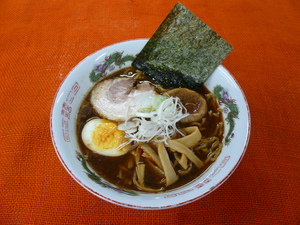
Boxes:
[77,66,224,192]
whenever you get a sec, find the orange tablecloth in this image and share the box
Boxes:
[1,0,299,224]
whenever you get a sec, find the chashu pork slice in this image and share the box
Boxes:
[90,77,157,122]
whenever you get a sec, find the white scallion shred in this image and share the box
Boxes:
[118,97,189,144]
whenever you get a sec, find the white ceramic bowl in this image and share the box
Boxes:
[50,39,251,210]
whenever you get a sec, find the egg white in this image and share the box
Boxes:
[81,118,130,157]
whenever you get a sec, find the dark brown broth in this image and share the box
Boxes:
[77,66,224,192]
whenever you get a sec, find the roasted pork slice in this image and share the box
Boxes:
[90,77,157,122]
[165,88,207,123]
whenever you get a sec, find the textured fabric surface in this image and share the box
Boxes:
[1,0,299,224]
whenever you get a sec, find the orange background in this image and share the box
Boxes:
[1,0,299,224]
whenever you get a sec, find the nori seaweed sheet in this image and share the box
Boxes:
[132,2,233,90]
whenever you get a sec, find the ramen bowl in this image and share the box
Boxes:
[50,39,250,210]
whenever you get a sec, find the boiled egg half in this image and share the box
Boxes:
[81,118,130,157]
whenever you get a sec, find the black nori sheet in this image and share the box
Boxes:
[132,2,233,90]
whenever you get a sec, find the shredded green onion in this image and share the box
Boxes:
[118,97,189,144]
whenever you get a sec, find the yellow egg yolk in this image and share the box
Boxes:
[91,121,127,150]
